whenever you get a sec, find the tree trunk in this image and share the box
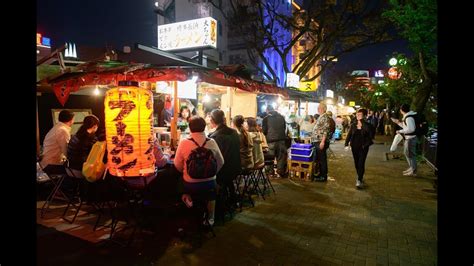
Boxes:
[411,52,434,114]
[412,79,433,115]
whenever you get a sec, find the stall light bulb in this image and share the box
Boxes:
[203,94,211,103]
[94,88,100,95]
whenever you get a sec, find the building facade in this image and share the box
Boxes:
[155,0,316,89]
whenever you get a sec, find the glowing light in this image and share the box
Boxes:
[203,94,211,103]
[272,102,277,109]
[388,67,401,80]
[261,105,267,112]
[286,73,300,88]
[104,85,155,178]
[326,99,333,105]
[389,58,398,66]
[374,70,384,77]
[277,96,283,103]
[326,90,334,98]
[94,88,100,95]
[158,17,217,51]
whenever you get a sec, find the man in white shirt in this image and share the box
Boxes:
[40,110,75,174]
[393,104,418,176]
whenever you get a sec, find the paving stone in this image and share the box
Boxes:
[37,136,437,266]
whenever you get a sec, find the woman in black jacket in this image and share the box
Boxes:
[344,109,375,189]
[67,115,100,177]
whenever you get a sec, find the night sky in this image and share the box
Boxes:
[37,0,412,71]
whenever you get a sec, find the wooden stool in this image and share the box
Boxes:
[288,160,314,181]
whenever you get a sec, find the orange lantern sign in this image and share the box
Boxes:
[388,67,401,80]
[104,82,155,177]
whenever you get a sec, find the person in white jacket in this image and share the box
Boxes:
[174,116,225,226]
[392,104,418,176]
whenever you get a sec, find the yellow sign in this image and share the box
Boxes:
[298,81,317,92]
[349,101,356,107]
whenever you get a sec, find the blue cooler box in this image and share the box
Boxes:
[290,143,314,162]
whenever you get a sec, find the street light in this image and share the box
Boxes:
[389,57,397,66]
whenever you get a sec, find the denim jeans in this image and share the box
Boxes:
[404,137,417,173]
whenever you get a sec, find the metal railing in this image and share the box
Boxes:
[421,128,437,172]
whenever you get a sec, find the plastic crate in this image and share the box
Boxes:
[290,143,313,156]
[290,149,314,162]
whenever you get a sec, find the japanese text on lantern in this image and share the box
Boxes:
[105,87,155,177]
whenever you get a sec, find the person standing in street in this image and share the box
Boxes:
[311,103,331,182]
[392,104,418,176]
[344,108,375,188]
[262,105,288,178]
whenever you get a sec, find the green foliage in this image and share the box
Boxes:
[383,0,437,56]
[382,0,437,125]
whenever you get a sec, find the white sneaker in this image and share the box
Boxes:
[356,180,362,188]
[403,171,416,176]
[403,168,413,174]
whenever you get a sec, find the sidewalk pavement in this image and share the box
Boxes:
[37,135,437,266]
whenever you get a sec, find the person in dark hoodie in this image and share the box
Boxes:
[67,115,100,178]
[208,109,241,213]
[344,108,375,189]
[262,105,288,177]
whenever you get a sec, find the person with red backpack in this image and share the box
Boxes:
[174,116,225,226]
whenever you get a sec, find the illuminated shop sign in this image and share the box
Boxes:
[158,17,217,51]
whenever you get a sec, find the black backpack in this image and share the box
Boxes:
[186,138,218,179]
[404,114,429,137]
[328,117,336,138]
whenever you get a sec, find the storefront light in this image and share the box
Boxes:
[94,87,100,96]
[203,94,211,103]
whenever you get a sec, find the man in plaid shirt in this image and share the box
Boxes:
[311,103,331,182]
